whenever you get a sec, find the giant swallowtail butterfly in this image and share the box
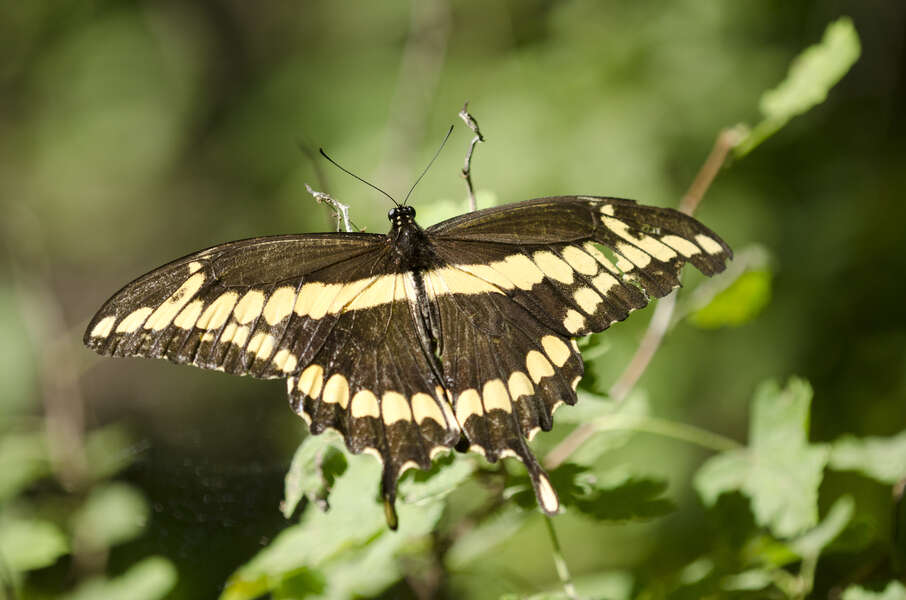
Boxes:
[84,195,731,528]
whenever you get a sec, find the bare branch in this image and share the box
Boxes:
[305,184,355,233]
[544,126,743,470]
[458,101,485,212]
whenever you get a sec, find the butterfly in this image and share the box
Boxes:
[84,195,731,528]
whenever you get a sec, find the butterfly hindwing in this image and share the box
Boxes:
[286,268,460,513]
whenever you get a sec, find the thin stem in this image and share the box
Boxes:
[544,126,744,470]
[588,415,743,453]
[305,184,356,232]
[543,516,578,600]
[458,101,485,212]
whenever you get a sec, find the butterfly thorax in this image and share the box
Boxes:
[387,206,437,271]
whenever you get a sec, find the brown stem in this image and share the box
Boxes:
[458,101,485,212]
[544,127,743,470]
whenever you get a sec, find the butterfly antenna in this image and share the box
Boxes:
[319,148,399,207]
[403,125,454,206]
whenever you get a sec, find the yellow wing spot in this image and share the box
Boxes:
[602,215,677,262]
[429,446,450,460]
[145,273,206,331]
[570,339,579,352]
[411,393,446,426]
[116,307,153,333]
[532,251,574,284]
[482,379,511,413]
[573,287,601,315]
[660,234,701,257]
[323,373,351,409]
[455,388,483,425]
[617,242,652,269]
[297,364,324,399]
[331,277,379,312]
[346,274,407,311]
[695,233,724,255]
[591,272,620,294]
[361,447,383,463]
[381,391,412,424]
[350,389,380,418]
[541,335,571,367]
[263,286,297,325]
[599,204,615,216]
[454,263,515,291]
[428,267,504,298]
[491,254,545,290]
[233,290,266,325]
[562,309,586,334]
[90,316,116,338]
[507,371,534,400]
[173,299,204,330]
[536,472,560,514]
[188,261,203,274]
[525,351,554,383]
[247,332,276,361]
[197,292,238,330]
[560,246,598,275]
[272,349,298,374]
[571,375,582,391]
[201,331,216,343]
[398,460,421,476]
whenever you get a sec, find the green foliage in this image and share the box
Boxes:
[71,482,150,550]
[736,17,862,156]
[691,269,772,328]
[222,452,474,600]
[0,517,68,573]
[0,431,49,502]
[842,581,906,600]
[829,432,906,484]
[695,377,829,537]
[63,556,178,600]
[509,464,675,521]
[281,430,348,518]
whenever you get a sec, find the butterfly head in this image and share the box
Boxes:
[388,205,416,227]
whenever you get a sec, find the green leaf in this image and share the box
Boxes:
[223,452,472,600]
[694,377,829,537]
[71,482,149,550]
[63,556,178,600]
[829,431,906,484]
[720,569,774,592]
[842,581,906,600]
[281,431,348,518]
[736,17,861,156]
[84,424,139,480]
[788,495,854,559]
[0,430,49,502]
[0,518,69,573]
[445,508,528,570]
[690,269,772,328]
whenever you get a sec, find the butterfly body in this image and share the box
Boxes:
[85,196,732,528]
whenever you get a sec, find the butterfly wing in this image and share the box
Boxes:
[425,195,732,512]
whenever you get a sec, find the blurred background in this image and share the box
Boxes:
[1,1,904,599]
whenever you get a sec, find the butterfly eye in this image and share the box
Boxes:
[388,207,399,221]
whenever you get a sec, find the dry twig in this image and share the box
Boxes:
[458,101,486,212]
